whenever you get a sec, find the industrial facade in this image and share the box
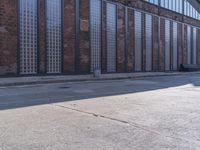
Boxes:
[0,0,200,76]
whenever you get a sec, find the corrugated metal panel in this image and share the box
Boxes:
[90,0,101,72]
[19,0,38,74]
[46,0,62,74]
[193,27,197,64]
[106,3,117,73]
[172,22,178,70]
[145,14,152,72]
[187,26,191,64]
[165,20,170,71]
[134,11,142,72]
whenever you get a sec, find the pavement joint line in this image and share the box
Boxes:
[52,103,200,145]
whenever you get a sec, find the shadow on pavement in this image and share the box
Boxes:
[0,74,199,110]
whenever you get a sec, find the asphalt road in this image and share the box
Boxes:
[0,74,200,150]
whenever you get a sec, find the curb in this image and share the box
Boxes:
[0,72,199,87]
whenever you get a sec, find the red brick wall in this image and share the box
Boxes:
[1,0,200,76]
[184,16,200,28]
[159,8,183,22]
[142,13,146,71]
[63,0,76,74]
[0,0,17,75]
[128,0,158,14]
[159,18,165,71]
[183,25,188,64]
[152,16,159,71]
[127,8,134,72]
[197,29,200,65]
[79,0,90,74]
[117,5,126,72]
[177,23,183,68]
[39,0,46,74]
[101,1,107,73]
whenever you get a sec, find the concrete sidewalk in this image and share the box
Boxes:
[0,71,200,86]
[1,74,200,150]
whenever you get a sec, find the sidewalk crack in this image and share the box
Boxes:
[53,103,200,146]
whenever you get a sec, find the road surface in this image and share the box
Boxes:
[0,74,200,150]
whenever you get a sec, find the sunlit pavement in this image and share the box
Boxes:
[0,74,200,150]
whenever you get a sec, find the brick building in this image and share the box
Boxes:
[0,0,200,76]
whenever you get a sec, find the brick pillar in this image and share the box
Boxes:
[0,0,18,76]
[127,8,134,72]
[177,23,183,68]
[142,13,146,71]
[117,5,126,73]
[197,29,200,65]
[152,16,159,71]
[39,0,46,74]
[63,0,76,74]
[183,25,187,64]
[101,1,107,73]
[79,0,90,74]
[159,18,165,71]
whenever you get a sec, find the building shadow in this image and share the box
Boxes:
[0,74,199,110]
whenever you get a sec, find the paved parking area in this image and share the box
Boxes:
[0,74,200,150]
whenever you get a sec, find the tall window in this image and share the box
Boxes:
[134,11,142,72]
[187,26,192,64]
[193,28,197,65]
[19,0,38,75]
[165,19,170,71]
[90,0,101,73]
[186,26,197,65]
[172,22,178,70]
[46,0,62,74]
[106,3,117,73]
[145,0,158,5]
[152,0,200,20]
[145,14,153,71]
